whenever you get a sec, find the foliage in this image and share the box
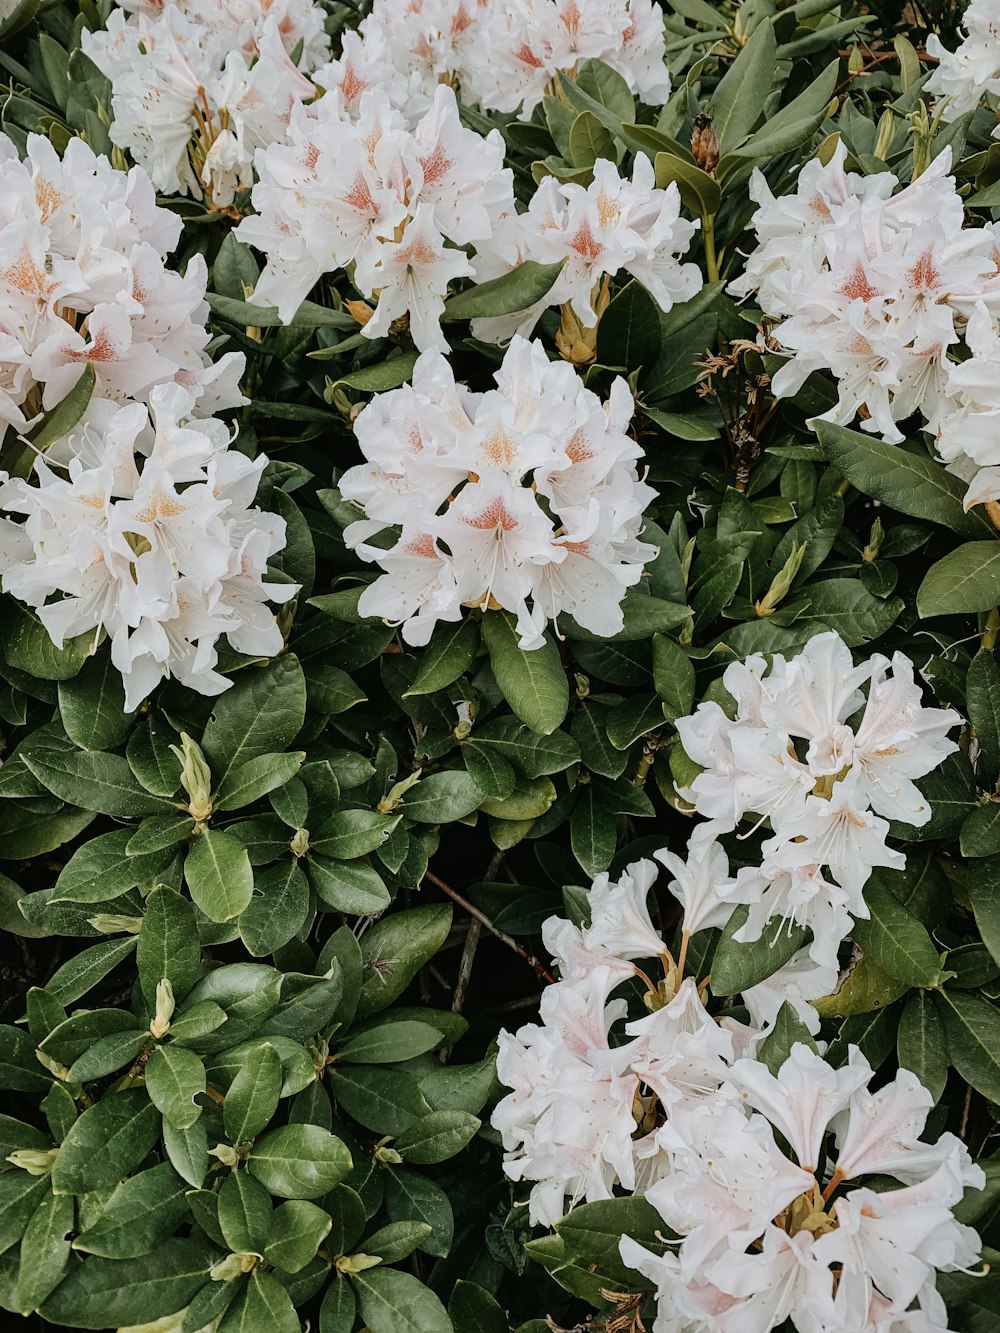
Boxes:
[3,0,1000,1329]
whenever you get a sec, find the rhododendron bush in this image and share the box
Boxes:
[5,0,1000,1330]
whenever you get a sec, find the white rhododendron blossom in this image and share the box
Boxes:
[236,85,515,351]
[926,0,1000,124]
[623,1042,984,1333]
[83,0,330,204]
[338,336,656,648]
[731,141,1000,506]
[0,386,295,711]
[0,132,246,442]
[471,155,702,344]
[673,631,960,968]
[313,0,669,123]
[493,857,738,1226]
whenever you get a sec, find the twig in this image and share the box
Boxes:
[424,869,556,984]
[960,1082,973,1142]
[452,919,481,1015]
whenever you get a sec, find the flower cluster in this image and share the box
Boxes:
[0,131,245,442]
[926,0,1000,125]
[339,335,656,648]
[0,385,295,710]
[82,0,329,205]
[493,859,984,1333]
[674,631,959,975]
[313,0,669,123]
[731,142,1000,506]
[625,1042,984,1333]
[236,85,514,351]
[470,155,703,352]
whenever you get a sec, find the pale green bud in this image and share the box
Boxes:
[169,732,213,822]
[755,543,806,618]
[7,1147,59,1176]
[149,978,175,1040]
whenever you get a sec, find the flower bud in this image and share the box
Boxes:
[862,518,884,563]
[7,1147,59,1176]
[209,1143,241,1168]
[754,543,806,618]
[88,914,143,934]
[290,826,310,858]
[35,1050,72,1081]
[169,732,213,822]
[210,1253,256,1281]
[149,978,175,1040]
[691,113,720,174]
[335,1253,382,1275]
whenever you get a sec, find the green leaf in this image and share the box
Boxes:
[22,750,176,817]
[449,1281,507,1333]
[936,990,1000,1103]
[969,857,1000,970]
[653,151,721,215]
[240,860,311,957]
[394,1110,480,1164]
[45,936,137,1006]
[52,827,172,904]
[0,601,93,681]
[383,1168,453,1257]
[41,1238,212,1328]
[30,364,96,449]
[711,18,777,152]
[67,1029,150,1082]
[400,771,484,823]
[218,1170,272,1255]
[163,1117,209,1189]
[73,1164,188,1259]
[442,260,564,322]
[145,1044,205,1131]
[137,886,201,1008]
[568,109,617,168]
[17,1187,74,1313]
[185,829,254,923]
[961,803,1000,858]
[556,1197,664,1269]
[308,855,391,915]
[482,612,569,736]
[711,907,809,995]
[852,881,944,988]
[364,1220,432,1264]
[329,1065,430,1136]
[330,351,419,394]
[265,1200,332,1273]
[480,776,557,820]
[336,1021,444,1065]
[652,635,696,721]
[309,809,400,859]
[355,905,453,1020]
[51,1089,160,1195]
[758,1004,818,1076]
[404,619,480,696]
[969,650,1000,786]
[797,579,903,646]
[462,718,580,778]
[225,1042,282,1143]
[0,1173,48,1256]
[208,291,353,328]
[248,1125,352,1199]
[214,752,306,812]
[570,787,617,877]
[918,542,1000,618]
[222,1270,299,1333]
[320,1277,357,1333]
[815,421,994,538]
[352,1265,452,1333]
[201,656,306,788]
[596,280,663,372]
[897,991,948,1104]
[127,814,194,857]
[418,1050,498,1115]
[57,653,130,751]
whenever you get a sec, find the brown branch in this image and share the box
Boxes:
[424,869,556,984]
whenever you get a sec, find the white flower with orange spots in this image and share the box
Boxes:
[0,131,245,442]
[83,0,329,205]
[339,336,655,647]
[0,385,294,710]
[470,155,702,344]
[237,84,514,350]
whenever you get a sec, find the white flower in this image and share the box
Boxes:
[0,132,246,440]
[733,141,1000,457]
[582,858,664,961]
[926,0,1000,121]
[653,827,738,936]
[742,947,838,1037]
[672,631,959,964]
[342,336,655,647]
[83,0,330,202]
[1,387,294,711]
[237,84,513,350]
[471,155,701,344]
